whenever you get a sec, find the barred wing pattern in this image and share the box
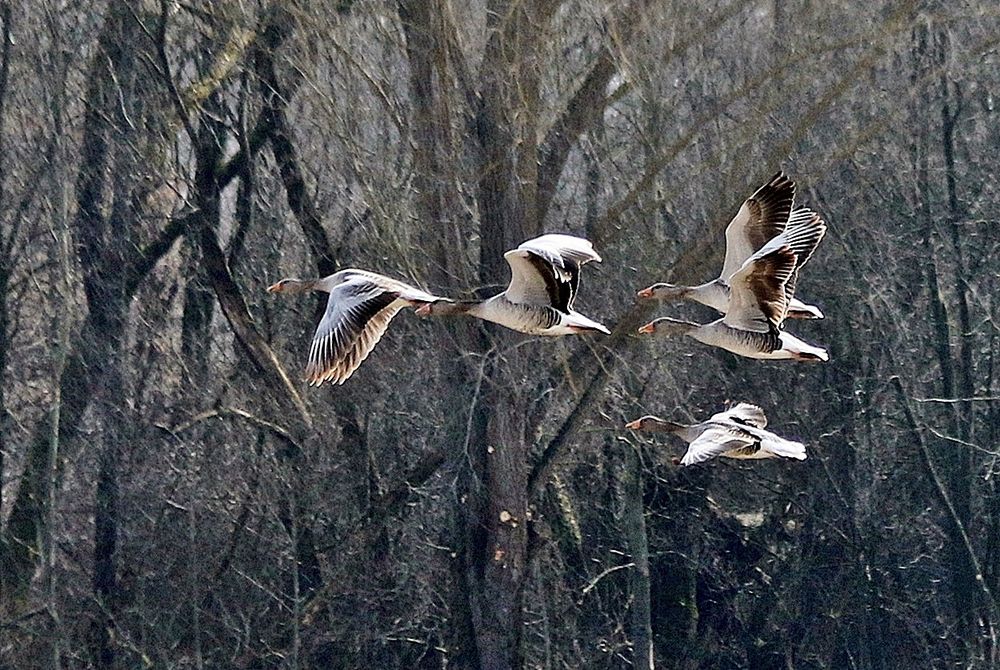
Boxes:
[305,271,440,386]
[774,209,827,309]
[720,172,796,280]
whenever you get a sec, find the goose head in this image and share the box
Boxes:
[637,283,690,301]
[267,278,317,294]
[637,317,698,336]
[625,415,686,433]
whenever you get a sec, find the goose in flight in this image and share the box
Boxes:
[267,270,446,386]
[268,234,608,386]
[625,402,807,466]
[414,234,610,336]
[637,172,824,320]
[637,213,829,361]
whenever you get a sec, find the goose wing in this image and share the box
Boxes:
[723,246,797,333]
[710,402,768,428]
[503,234,601,311]
[305,271,439,386]
[771,208,826,305]
[680,424,757,466]
[720,172,796,280]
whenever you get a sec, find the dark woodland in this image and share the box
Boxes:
[1,0,998,668]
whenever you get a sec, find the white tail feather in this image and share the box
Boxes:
[778,331,829,361]
[762,435,807,460]
[563,311,610,334]
[787,297,824,319]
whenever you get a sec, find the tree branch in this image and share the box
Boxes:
[528,300,654,498]
[537,0,755,224]
[302,444,449,623]
[198,226,313,430]
[593,3,921,254]
[156,406,302,455]
[153,0,197,142]
[254,10,337,277]
[122,119,274,299]
[890,375,999,623]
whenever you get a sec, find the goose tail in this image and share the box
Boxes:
[763,435,808,460]
[779,332,829,362]
[563,311,611,335]
[786,298,824,320]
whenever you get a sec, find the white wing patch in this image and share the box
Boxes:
[680,425,756,466]
[503,234,601,309]
[710,403,768,428]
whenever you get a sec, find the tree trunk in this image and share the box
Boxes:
[90,342,124,668]
[624,445,654,670]
[470,375,529,670]
[911,20,982,652]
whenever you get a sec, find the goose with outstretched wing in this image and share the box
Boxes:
[268,234,608,386]
[637,213,829,361]
[268,270,445,386]
[637,172,825,320]
[626,403,806,466]
[415,233,609,336]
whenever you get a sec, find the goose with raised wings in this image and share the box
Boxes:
[637,213,829,361]
[268,234,608,386]
[626,402,807,466]
[637,172,825,320]
[413,234,609,336]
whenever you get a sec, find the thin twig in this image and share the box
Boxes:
[579,562,635,598]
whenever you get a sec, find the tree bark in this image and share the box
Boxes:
[623,445,654,670]
[469,378,529,670]
[0,0,13,540]
[912,20,985,653]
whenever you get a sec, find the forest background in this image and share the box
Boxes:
[1,1,998,668]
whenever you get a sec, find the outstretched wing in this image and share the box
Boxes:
[723,246,797,333]
[769,208,826,305]
[680,424,757,466]
[305,271,439,386]
[720,172,795,280]
[710,402,768,428]
[503,234,601,311]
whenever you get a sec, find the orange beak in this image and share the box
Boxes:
[637,322,656,335]
[636,287,655,299]
[624,419,643,430]
[266,282,282,293]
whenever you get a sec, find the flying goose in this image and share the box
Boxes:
[268,234,608,386]
[637,172,825,320]
[637,214,829,361]
[414,234,610,336]
[625,402,807,466]
[267,270,446,386]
